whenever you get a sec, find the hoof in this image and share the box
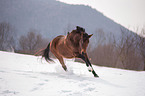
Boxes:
[94,74,99,77]
[62,66,67,71]
[92,70,99,77]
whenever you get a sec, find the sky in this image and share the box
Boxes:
[58,0,145,32]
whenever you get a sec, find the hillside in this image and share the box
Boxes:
[0,0,125,40]
[0,51,145,96]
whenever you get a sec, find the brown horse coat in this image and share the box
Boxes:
[42,26,99,77]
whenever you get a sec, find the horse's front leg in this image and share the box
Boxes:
[77,52,99,77]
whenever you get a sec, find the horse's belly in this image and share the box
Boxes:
[59,50,74,58]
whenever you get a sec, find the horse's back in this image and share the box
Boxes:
[50,35,65,49]
[50,35,74,58]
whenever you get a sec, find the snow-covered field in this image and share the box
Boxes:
[0,51,145,96]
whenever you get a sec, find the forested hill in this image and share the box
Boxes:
[0,0,126,39]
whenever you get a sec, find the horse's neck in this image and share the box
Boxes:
[65,36,71,45]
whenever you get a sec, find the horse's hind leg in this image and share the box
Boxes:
[57,56,67,71]
[54,54,67,71]
[50,48,67,71]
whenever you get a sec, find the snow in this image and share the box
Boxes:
[0,51,145,96]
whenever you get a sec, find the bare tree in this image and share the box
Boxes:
[115,28,141,70]
[94,28,106,46]
[135,28,145,70]
[0,22,15,51]
[19,30,46,54]
[88,29,117,67]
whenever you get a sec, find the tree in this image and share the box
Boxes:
[19,30,46,54]
[0,22,15,51]
[115,28,141,70]
[88,29,117,67]
[135,28,145,70]
[94,28,106,47]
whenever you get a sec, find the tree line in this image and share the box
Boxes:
[0,22,49,54]
[0,22,145,70]
[87,28,145,70]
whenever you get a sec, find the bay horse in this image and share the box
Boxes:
[42,26,99,77]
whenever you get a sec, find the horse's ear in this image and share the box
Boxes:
[88,34,93,38]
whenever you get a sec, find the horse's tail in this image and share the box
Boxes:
[34,48,45,56]
[42,43,53,62]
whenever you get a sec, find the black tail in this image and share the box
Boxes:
[42,43,53,62]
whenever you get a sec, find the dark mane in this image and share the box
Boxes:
[76,26,85,33]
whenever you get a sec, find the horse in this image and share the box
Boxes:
[41,26,99,77]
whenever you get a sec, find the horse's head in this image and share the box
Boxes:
[82,32,93,53]
[67,26,85,43]
[67,26,93,53]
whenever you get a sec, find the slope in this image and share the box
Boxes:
[0,51,145,96]
[0,0,124,40]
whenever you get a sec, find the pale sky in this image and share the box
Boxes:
[58,0,145,31]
